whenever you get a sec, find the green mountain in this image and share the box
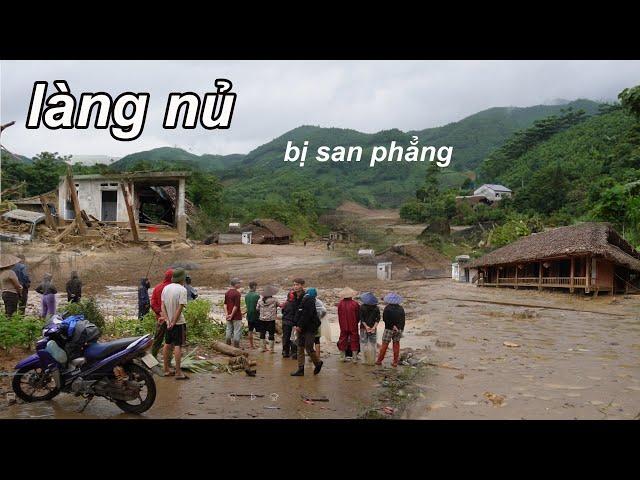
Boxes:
[219,99,602,209]
[488,107,640,220]
[111,146,244,172]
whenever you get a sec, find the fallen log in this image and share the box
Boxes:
[212,340,249,357]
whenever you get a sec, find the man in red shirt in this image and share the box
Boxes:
[337,287,360,362]
[224,278,243,348]
[150,268,174,358]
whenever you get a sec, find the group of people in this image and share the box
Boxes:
[220,277,406,375]
[0,253,82,318]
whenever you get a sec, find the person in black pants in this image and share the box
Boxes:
[281,279,305,358]
[290,287,323,376]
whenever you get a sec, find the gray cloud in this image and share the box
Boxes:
[1,60,639,159]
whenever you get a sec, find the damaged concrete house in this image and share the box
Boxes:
[469,222,640,295]
[4,171,192,244]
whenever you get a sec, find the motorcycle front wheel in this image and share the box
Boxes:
[12,366,60,403]
[115,363,156,414]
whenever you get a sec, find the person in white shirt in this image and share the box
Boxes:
[161,268,189,380]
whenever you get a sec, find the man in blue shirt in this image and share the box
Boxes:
[12,254,30,314]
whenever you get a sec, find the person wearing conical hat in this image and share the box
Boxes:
[337,287,360,362]
[376,292,405,367]
[0,254,23,316]
[257,284,279,353]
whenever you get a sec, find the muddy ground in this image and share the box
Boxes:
[1,212,639,419]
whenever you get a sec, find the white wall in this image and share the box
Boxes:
[58,178,128,222]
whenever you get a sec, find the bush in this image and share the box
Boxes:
[183,299,227,343]
[0,313,45,350]
[103,311,156,338]
[64,297,106,331]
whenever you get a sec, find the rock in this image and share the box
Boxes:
[435,339,456,348]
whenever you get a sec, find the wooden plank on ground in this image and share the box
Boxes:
[437,297,626,317]
[54,219,77,242]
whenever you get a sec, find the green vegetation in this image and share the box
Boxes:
[0,313,45,350]
[65,297,106,331]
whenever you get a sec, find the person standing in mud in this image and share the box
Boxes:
[245,281,260,349]
[337,287,360,362]
[138,277,151,320]
[65,271,82,304]
[291,287,323,376]
[314,294,328,358]
[1,254,23,316]
[35,273,57,319]
[185,275,198,302]
[13,254,30,314]
[376,292,405,368]
[150,268,174,358]
[224,278,243,348]
[161,268,189,380]
[280,290,299,358]
[257,285,279,353]
[359,292,380,365]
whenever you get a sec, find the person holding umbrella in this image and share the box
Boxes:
[376,292,405,367]
[0,254,23,316]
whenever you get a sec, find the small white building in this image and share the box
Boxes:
[473,184,512,202]
[377,262,392,281]
[452,255,476,282]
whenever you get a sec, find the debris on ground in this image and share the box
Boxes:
[301,394,329,402]
[503,341,521,348]
[484,391,506,406]
[212,340,249,357]
[435,338,456,348]
[513,309,539,319]
[382,406,396,415]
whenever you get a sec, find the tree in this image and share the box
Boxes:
[619,84,640,120]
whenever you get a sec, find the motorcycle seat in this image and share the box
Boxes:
[84,337,141,361]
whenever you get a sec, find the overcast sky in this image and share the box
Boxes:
[1,60,639,160]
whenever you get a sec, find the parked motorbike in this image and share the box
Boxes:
[12,315,159,414]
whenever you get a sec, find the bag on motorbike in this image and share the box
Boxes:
[64,319,101,360]
[45,339,68,365]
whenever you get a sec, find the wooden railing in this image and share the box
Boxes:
[480,277,587,288]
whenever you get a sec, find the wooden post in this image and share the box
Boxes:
[120,182,139,242]
[496,266,500,287]
[514,264,518,290]
[66,167,87,235]
[585,255,591,294]
[538,261,543,291]
[570,256,575,293]
[39,195,56,229]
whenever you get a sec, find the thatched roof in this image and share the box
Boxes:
[249,219,293,239]
[469,222,640,271]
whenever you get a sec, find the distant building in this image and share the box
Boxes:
[469,222,640,295]
[452,255,472,282]
[473,184,512,202]
[239,219,293,244]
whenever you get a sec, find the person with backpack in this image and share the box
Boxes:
[290,287,323,376]
[256,285,279,353]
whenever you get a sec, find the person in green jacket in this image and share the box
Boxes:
[244,281,260,349]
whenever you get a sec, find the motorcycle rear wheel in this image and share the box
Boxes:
[12,366,60,403]
[115,363,156,414]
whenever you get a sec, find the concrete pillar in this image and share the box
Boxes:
[177,178,187,239]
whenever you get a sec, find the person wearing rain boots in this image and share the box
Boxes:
[376,292,405,367]
[290,288,323,376]
[359,292,380,365]
[256,285,279,353]
[337,287,360,362]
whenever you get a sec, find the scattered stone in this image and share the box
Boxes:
[483,392,505,406]
[436,339,456,348]
[503,341,521,348]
